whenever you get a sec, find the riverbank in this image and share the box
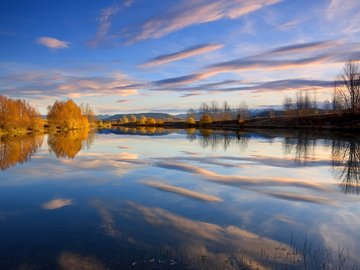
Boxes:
[111,112,360,131]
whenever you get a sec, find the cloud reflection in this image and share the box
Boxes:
[124,201,298,268]
[42,198,73,210]
[141,180,223,202]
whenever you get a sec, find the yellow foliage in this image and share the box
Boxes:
[186,116,196,124]
[0,133,44,170]
[48,129,92,158]
[47,99,89,130]
[0,95,43,131]
[200,114,213,124]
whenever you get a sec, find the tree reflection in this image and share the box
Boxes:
[48,129,95,158]
[185,129,249,151]
[0,133,44,170]
[332,138,360,194]
[282,133,316,164]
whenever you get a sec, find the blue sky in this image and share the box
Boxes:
[1,0,360,114]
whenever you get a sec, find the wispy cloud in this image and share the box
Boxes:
[58,252,105,270]
[0,68,141,99]
[37,37,69,49]
[326,0,360,34]
[141,180,223,202]
[42,198,73,210]
[141,44,224,67]
[151,40,360,89]
[116,99,130,103]
[121,0,282,44]
[88,0,134,47]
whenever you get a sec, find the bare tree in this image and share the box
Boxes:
[334,60,360,114]
[210,101,220,120]
[323,99,331,112]
[283,96,293,112]
[237,101,250,121]
[222,101,232,120]
[199,102,210,117]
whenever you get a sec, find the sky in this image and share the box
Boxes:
[1,0,360,115]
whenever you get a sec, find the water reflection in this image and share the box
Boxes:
[48,129,95,158]
[0,133,44,170]
[332,139,360,194]
[186,129,249,151]
[100,126,171,136]
[282,132,318,164]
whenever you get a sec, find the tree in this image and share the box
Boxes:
[138,115,147,125]
[283,96,293,112]
[200,114,212,124]
[0,95,43,131]
[237,101,250,121]
[186,116,196,125]
[323,99,331,112]
[334,60,360,113]
[222,101,232,120]
[80,103,96,124]
[122,115,129,124]
[47,99,89,130]
[145,117,156,125]
[210,101,220,120]
[130,114,137,123]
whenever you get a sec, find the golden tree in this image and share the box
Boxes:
[0,95,43,132]
[47,99,89,130]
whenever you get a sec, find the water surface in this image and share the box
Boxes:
[0,128,359,269]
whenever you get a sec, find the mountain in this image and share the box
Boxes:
[103,113,180,121]
[96,114,112,120]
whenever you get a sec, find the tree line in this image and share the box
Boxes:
[283,60,360,116]
[186,100,250,125]
[116,115,164,125]
[0,96,96,133]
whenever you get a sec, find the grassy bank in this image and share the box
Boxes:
[110,112,360,132]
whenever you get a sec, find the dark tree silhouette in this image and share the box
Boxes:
[334,60,360,113]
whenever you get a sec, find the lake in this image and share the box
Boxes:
[0,128,359,269]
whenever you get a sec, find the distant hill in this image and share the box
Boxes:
[103,113,180,121]
[97,114,112,120]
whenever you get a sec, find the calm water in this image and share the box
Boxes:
[0,128,359,269]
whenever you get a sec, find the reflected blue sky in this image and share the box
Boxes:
[0,130,359,268]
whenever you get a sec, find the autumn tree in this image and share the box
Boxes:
[47,99,89,130]
[138,115,147,125]
[334,60,360,113]
[121,115,129,124]
[0,95,43,132]
[200,114,213,124]
[130,114,137,123]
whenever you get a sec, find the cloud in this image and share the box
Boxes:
[58,252,105,270]
[150,40,360,90]
[154,161,329,192]
[88,0,134,47]
[0,69,142,100]
[326,0,360,34]
[121,0,282,44]
[141,180,223,202]
[116,99,130,103]
[37,37,69,49]
[42,198,73,210]
[179,93,203,98]
[125,201,298,267]
[141,44,224,67]
[90,199,121,238]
